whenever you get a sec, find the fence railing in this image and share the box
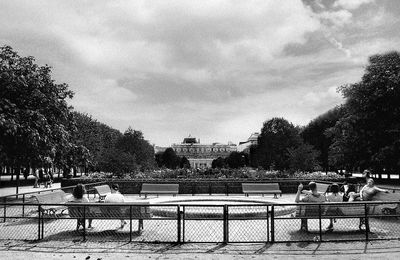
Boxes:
[0,200,399,243]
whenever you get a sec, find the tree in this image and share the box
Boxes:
[252,117,302,170]
[287,143,321,172]
[161,148,180,169]
[225,152,248,169]
[180,156,191,168]
[0,46,74,193]
[212,157,226,168]
[328,51,400,174]
[115,127,155,171]
[301,106,344,172]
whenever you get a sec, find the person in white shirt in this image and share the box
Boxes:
[104,184,127,229]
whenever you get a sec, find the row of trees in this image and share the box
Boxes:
[0,46,155,185]
[250,51,400,174]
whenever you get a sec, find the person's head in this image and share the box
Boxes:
[309,182,317,192]
[111,184,119,193]
[72,183,86,199]
[363,169,371,178]
[331,183,339,194]
[366,178,374,187]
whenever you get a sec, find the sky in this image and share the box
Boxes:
[1,0,400,147]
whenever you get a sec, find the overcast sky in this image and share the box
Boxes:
[1,0,399,146]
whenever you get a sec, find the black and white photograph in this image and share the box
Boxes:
[1,0,400,259]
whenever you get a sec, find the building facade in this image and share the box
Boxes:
[237,132,259,153]
[172,136,237,168]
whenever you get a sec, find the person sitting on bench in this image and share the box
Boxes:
[349,178,389,201]
[104,184,127,229]
[295,182,326,231]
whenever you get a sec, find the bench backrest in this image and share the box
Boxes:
[141,183,179,193]
[94,185,112,196]
[68,202,151,219]
[33,190,67,204]
[296,203,367,217]
[315,182,330,194]
[242,183,281,191]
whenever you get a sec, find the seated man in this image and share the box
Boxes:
[104,184,127,229]
[295,182,326,231]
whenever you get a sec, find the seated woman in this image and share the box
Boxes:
[70,184,93,229]
[349,178,389,201]
[325,183,343,231]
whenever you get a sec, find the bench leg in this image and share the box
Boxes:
[138,219,144,232]
[300,219,308,232]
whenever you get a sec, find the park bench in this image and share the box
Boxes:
[67,202,152,232]
[32,190,69,215]
[242,183,282,198]
[369,191,400,216]
[140,183,179,198]
[295,203,370,232]
[94,185,112,201]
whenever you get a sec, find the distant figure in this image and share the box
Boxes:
[325,183,343,231]
[71,184,93,229]
[33,169,39,188]
[295,182,326,231]
[349,178,389,201]
[38,168,44,187]
[104,184,127,229]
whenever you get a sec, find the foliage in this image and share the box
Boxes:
[301,106,344,172]
[211,157,226,168]
[225,151,248,168]
[287,142,321,172]
[159,147,180,169]
[251,117,302,170]
[0,45,74,171]
[328,51,400,173]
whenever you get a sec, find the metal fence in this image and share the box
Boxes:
[0,199,399,243]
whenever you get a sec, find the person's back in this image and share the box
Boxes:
[104,184,126,229]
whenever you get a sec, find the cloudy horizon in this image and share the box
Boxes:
[1,0,399,147]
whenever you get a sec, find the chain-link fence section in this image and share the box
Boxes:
[0,200,399,243]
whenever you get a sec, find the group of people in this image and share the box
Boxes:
[33,168,54,188]
[295,170,390,232]
[71,183,127,230]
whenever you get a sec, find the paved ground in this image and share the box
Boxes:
[1,183,400,259]
[1,239,400,259]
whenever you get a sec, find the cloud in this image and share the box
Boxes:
[333,0,375,10]
[1,0,398,146]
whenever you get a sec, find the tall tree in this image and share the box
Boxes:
[328,51,400,173]
[252,117,301,170]
[301,106,344,172]
[0,46,74,192]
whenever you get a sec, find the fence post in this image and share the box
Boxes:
[365,203,369,241]
[83,205,86,241]
[129,205,132,242]
[223,205,229,244]
[182,206,186,242]
[267,205,270,243]
[177,206,181,243]
[271,205,275,243]
[37,205,41,240]
[318,204,322,242]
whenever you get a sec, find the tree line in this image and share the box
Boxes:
[0,45,155,183]
[2,45,400,178]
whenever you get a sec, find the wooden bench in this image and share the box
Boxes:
[33,190,69,215]
[140,183,179,198]
[295,203,369,232]
[94,185,112,201]
[369,191,400,216]
[242,183,282,198]
[67,202,152,231]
